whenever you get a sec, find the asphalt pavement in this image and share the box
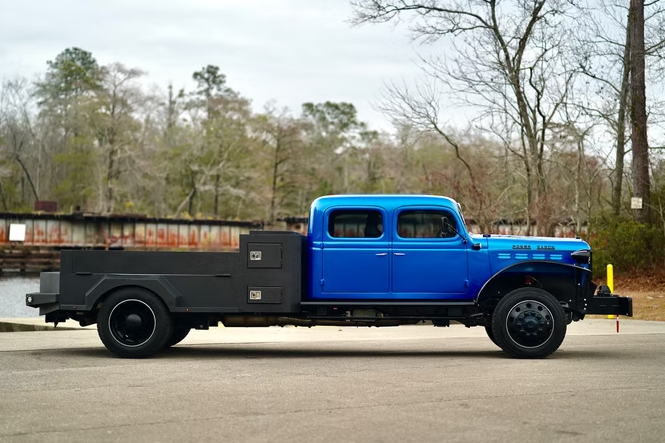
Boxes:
[1,320,664,443]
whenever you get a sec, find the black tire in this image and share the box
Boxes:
[484,326,499,347]
[164,326,191,348]
[491,287,567,359]
[97,288,173,358]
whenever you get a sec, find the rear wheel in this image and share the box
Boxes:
[491,288,567,359]
[165,326,191,348]
[98,288,173,358]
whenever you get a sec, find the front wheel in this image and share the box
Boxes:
[98,288,173,358]
[491,288,567,359]
[485,326,499,348]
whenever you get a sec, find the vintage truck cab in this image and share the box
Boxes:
[27,194,632,359]
[308,195,476,299]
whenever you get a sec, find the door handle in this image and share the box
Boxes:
[375,253,387,256]
[394,253,405,256]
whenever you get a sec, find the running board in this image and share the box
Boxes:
[300,301,476,307]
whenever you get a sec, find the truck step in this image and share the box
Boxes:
[300,301,476,307]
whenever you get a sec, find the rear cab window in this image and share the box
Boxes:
[327,210,385,239]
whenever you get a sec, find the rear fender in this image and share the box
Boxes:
[476,261,593,315]
[83,275,182,311]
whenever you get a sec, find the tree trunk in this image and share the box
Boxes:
[0,180,8,211]
[630,0,651,223]
[525,163,533,236]
[175,188,196,218]
[183,170,197,216]
[612,10,632,215]
[270,149,279,226]
[106,148,114,213]
[213,174,220,216]
[15,155,39,202]
[575,139,582,235]
[535,151,549,236]
[188,187,196,215]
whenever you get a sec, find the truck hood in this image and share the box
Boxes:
[471,234,591,274]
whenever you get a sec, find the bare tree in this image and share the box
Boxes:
[630,0,651,222]
[578,3,633,216]
[0,79,40,203]
[377,82,505,231]
[577,0,665,216]
[257,106,306,225]
[96,63,145,213]
[353,0,580,235]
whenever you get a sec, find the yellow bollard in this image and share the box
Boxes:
[607,264,614,319]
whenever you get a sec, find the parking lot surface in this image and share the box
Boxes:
[1,320,664,442]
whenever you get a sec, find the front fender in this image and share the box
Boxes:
[476,261,593,314]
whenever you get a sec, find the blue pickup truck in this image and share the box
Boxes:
[27,194,632,359]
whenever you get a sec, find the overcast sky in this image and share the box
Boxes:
[0,0,431,130]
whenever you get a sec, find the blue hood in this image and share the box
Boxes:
[474,234,591,274]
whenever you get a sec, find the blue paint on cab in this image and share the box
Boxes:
[306,195,590,301]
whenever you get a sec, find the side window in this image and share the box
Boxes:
[328,210,384,238]
[397,210,457,239]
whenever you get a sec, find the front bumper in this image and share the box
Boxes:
[584,294,633,317]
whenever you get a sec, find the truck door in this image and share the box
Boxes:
[392,208,469,298]
[321,208,390,297]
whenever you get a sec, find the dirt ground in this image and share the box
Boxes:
[596,271,665,321]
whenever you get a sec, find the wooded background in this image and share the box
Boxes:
[1,1,664,273]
